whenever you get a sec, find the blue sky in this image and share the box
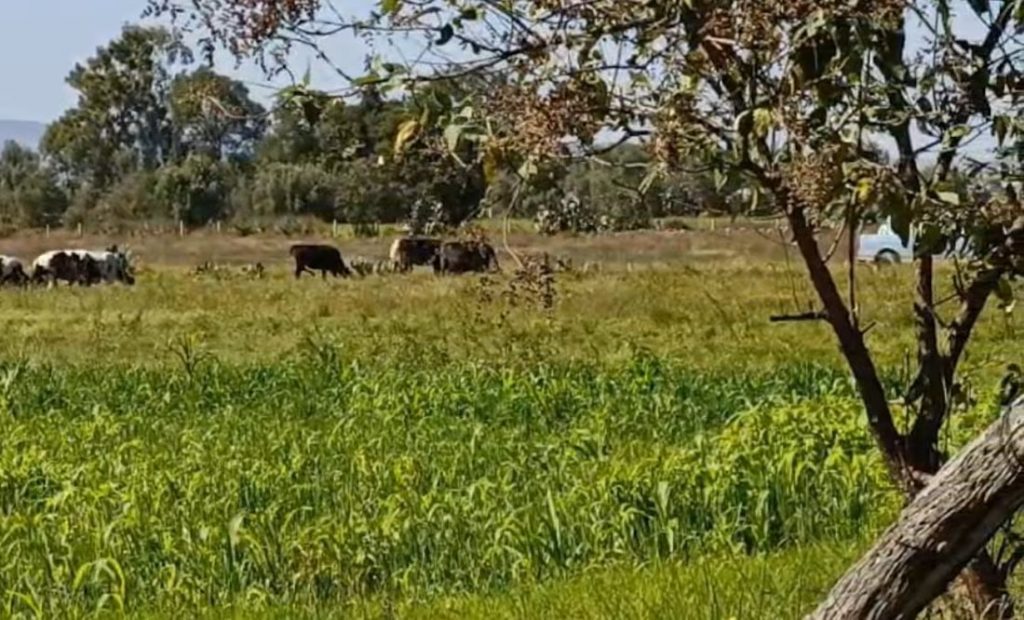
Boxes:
[0,0,378,122]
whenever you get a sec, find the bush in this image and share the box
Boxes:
[0,141,69,228]
[535,194,599,235]
[245,162,340,221]
[90,171,164,226]
[154,155,235,226]
[535,193,652,235]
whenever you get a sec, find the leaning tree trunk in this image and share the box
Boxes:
[810,397,1024,619]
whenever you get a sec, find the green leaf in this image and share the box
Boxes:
[748,187,761,213]
[381,0,403,15]
[713,169,728,193]
[936,191,960,206]
[393,119,420,155]
[855,178,873,203]
[353,73,382,87]
[752,108,773,138]
[630,72,651,88]
[946,125,970,143]
[638,166,661,196]
[444,123,463,152]
[517,157,538,180]
[73,562,94,592]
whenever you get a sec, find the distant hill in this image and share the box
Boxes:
[0,120,46,150]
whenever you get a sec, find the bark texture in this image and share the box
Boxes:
[810,398,1024,620]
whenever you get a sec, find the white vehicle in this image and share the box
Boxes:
[856,219,971,264]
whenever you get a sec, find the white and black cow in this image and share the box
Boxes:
[32,246,135,287]
[0,255,28,286]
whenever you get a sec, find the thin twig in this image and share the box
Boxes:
[823,218,848,263]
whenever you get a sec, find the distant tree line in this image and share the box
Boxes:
[0,25,762,237]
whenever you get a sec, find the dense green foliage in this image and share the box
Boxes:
[0,142,67,233]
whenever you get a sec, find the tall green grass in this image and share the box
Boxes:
[0,265,1016,617]
[0,352,895,616]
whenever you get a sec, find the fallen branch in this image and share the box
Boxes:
[810,397,1024,619]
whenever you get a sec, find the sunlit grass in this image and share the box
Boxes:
[0,259,1017,617]
[0,263,1017,380]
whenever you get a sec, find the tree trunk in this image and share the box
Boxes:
[809,398,1024,619]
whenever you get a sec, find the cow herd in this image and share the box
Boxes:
[0,246,135,288]
[290,237,500,279]
[0,237,499,290]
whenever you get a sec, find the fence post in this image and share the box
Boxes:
[77,223,83,237]
[332,219,338,237]
[179,220,185,237]
[45,225,50,238]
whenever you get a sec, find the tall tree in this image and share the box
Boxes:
[41,26,188,189]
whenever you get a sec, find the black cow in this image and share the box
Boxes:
[389,237,442,273]
[289,244,353,279]
[433,241,500,275]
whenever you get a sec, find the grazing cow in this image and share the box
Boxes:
[389,237,442,273]
[289,244,352,279]
[433,240,500,275]
[33,247,134,287]
[0,255,28,286]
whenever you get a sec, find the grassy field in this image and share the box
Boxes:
[0,228,1018,618]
